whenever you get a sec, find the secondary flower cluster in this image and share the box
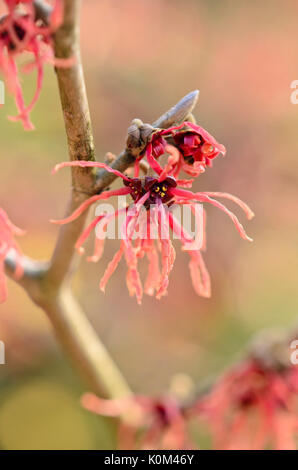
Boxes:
[52,120,254,304]
[134,121,227,178]
[0,0,71,129]
[81,392,193,450]
[0,207,24,303]
[81,355,298,450]
[195,358,298,450]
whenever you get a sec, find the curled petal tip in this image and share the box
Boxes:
[243,233,253,242]
[87,256,100,263]
[50,218,63,225]
[16,228,26,237]
[156,292,167,300]
[200,290,211,298]
[145,288,154,296]
[80,393,94,410]
[51,164,61,175]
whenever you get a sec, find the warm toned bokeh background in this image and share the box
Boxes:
[0,0,297,449]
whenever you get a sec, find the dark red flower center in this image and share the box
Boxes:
[0,17,26,50]
[154,403,172,427]
[124,176,177,209]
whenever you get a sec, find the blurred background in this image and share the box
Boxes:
[0,0,297,449]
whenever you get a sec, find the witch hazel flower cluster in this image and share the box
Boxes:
[52,117,254,304]
[82,392,193,450]
[0,0,71,129]
[0,207,24,303]
[81,352,298,450]
[195,358,298,450]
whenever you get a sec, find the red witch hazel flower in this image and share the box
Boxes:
[0,207,24,303]
[195,359,298,450]
[0,0,71,130]
[81,392,193,450]
[135,121,226,178]
[51,145,253,304]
